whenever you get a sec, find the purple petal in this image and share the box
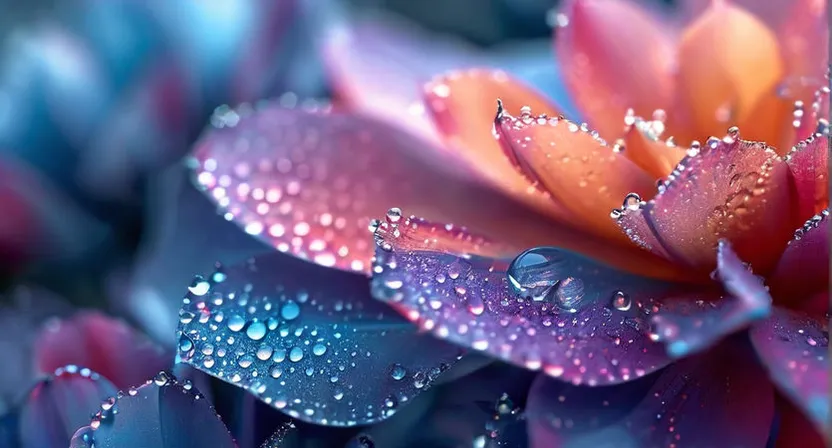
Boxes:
[750,308,829,434]
[526,341,775,448]
[69,371,235,448]
[769,210,829,302]
[650,240,772,358]
[260,421,297,448]
[371,213,676,385]
[176,252,464,426]
[19,365,118,448]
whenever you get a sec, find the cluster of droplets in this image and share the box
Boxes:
[471,393,526,447]
[178,260,460,426]
[791,81,831,136]
[792,209,829,242]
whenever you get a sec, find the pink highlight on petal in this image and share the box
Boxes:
[553,0,675,139]
[635,138,797,276]
[776,0,828,97]
[0,160,39,272]
[769,210,829,305]
[34,311,169,389]
[785,135,829,221]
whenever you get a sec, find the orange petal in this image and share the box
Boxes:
[553,0,675,139]
[494,106,657,244]
[675,1,785,142]
[423,69,572,221]
[620,112,687,178]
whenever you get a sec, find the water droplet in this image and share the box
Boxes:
[188,276,211,296]
[611,291,632,311]
[256,344,274,361]
[153,371,171,386]
[177,334,195,359]
[227,315,246,332]
[289,347,304,362]
[312,343,327,356]
[507,248,585,311]
[280,301,300,320]
[390,364,406,380]
[386,208,402,224]
[246,321,268,340]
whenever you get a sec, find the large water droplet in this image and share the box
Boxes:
[390,364,406,380]
[280,301,300,320]
[246,321,268,340]
[188,276,211,296]
[227,315,246,332]
[506,247,586,311]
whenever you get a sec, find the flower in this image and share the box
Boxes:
[180,0,829,445]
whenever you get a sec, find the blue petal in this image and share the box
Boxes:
[19,365,118,448]
[650,240,772,358]
[526,340,775,448]
[176,252,464,426]
[69,371,235,448]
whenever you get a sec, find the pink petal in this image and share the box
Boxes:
[681,0,795,28]
[191,102,572,274]
[371,212,677,386]
[776,0,828,94]
[775,396,827,448]
[769,210,829,305]
[621,138,797,276]
[526,341,774,448]
[0,160,39,272]
[322,10,480,143]
[34,311,170,389]
[553,0,675,138]
[749,308,829,435]
[785,135,828,222]
[650,240,772,358]
[794,82,830,142]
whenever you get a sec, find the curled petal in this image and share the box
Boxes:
[423,69,571,221]
[176,252,463,426]
[69,372,236,448]
[629,138,797,276]
[371,213,676,386]
[769,210,829,305]
[493,106,659,247]
[34,311,170,390]
[192,102,557,273]
[553,0,675,138]
[675,2,785,143]
[785,135,829,221]
[526,341,774,448]
[650,240,772,358]
[750,309,829,435]
[619,116,687,179]
[19,365,118,448]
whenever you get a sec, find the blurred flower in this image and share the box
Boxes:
[178,0,829,446]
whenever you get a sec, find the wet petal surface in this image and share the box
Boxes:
[192,102,543,274]
[34,311,170,390]
[650,240,772,358]
[750,308,829,434]
[69,372,235,448]
[553,0,674,138]
[630,138,796,276]
[769,210,829,304]
[526,341,774,448]
[371,213,677,386]
[785,135,829,221]
[176,251,463,426]
[19,365,118,448]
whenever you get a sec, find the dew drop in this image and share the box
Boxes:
[390,364,406,380]
[188,276,211,296]
[289,347,304,362]
[280,301,300,320]
[227,315,246,332]
[312,343,327,356]
[246,321,268,341]
[611,291,632,312]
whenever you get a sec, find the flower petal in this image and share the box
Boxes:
[526,341,774,448]
[192,101,552,274]
[260,422,297,448]
[626,138,797,276]
[69,372,236,448]
[493,105,658,245]
[785,135,829,221]
[775,395,827,448]
[553,0,675,138]
[34,311,170,390]
[322,9,479,143]
[19,365,118,448]
[675,1,785,143]
[650,240,772,358]
[777,0,828,98]
[794,82,830,142]
[769,210,829,305]
[371,213,676,386]
[423,69,572,222]
[619,115,687,179]
[176,251,463,426]
[749,309,829,435]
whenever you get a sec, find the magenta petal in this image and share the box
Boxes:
[650,240,772,358]
[69,372,235,448]
[769,210,829,301]
[19,365,118,448]
[750,308,829,434]
[526,342,775,448]
[371,214,676,385]
[785,135,828,222]
[177,251,463,426]
[34,311,170,389]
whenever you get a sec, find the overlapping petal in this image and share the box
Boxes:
[553,0,675,139]
[18,365,118,448]
[34,311,170,389]
[617,138,797,276]
[176,251,463,426]
[785,135,829,221]
[526,341,774,448]
[769,210,829,303]
[750,308,829,434]
[69,372,236,448]
[371,212,677,386]
[192,101,570,274]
